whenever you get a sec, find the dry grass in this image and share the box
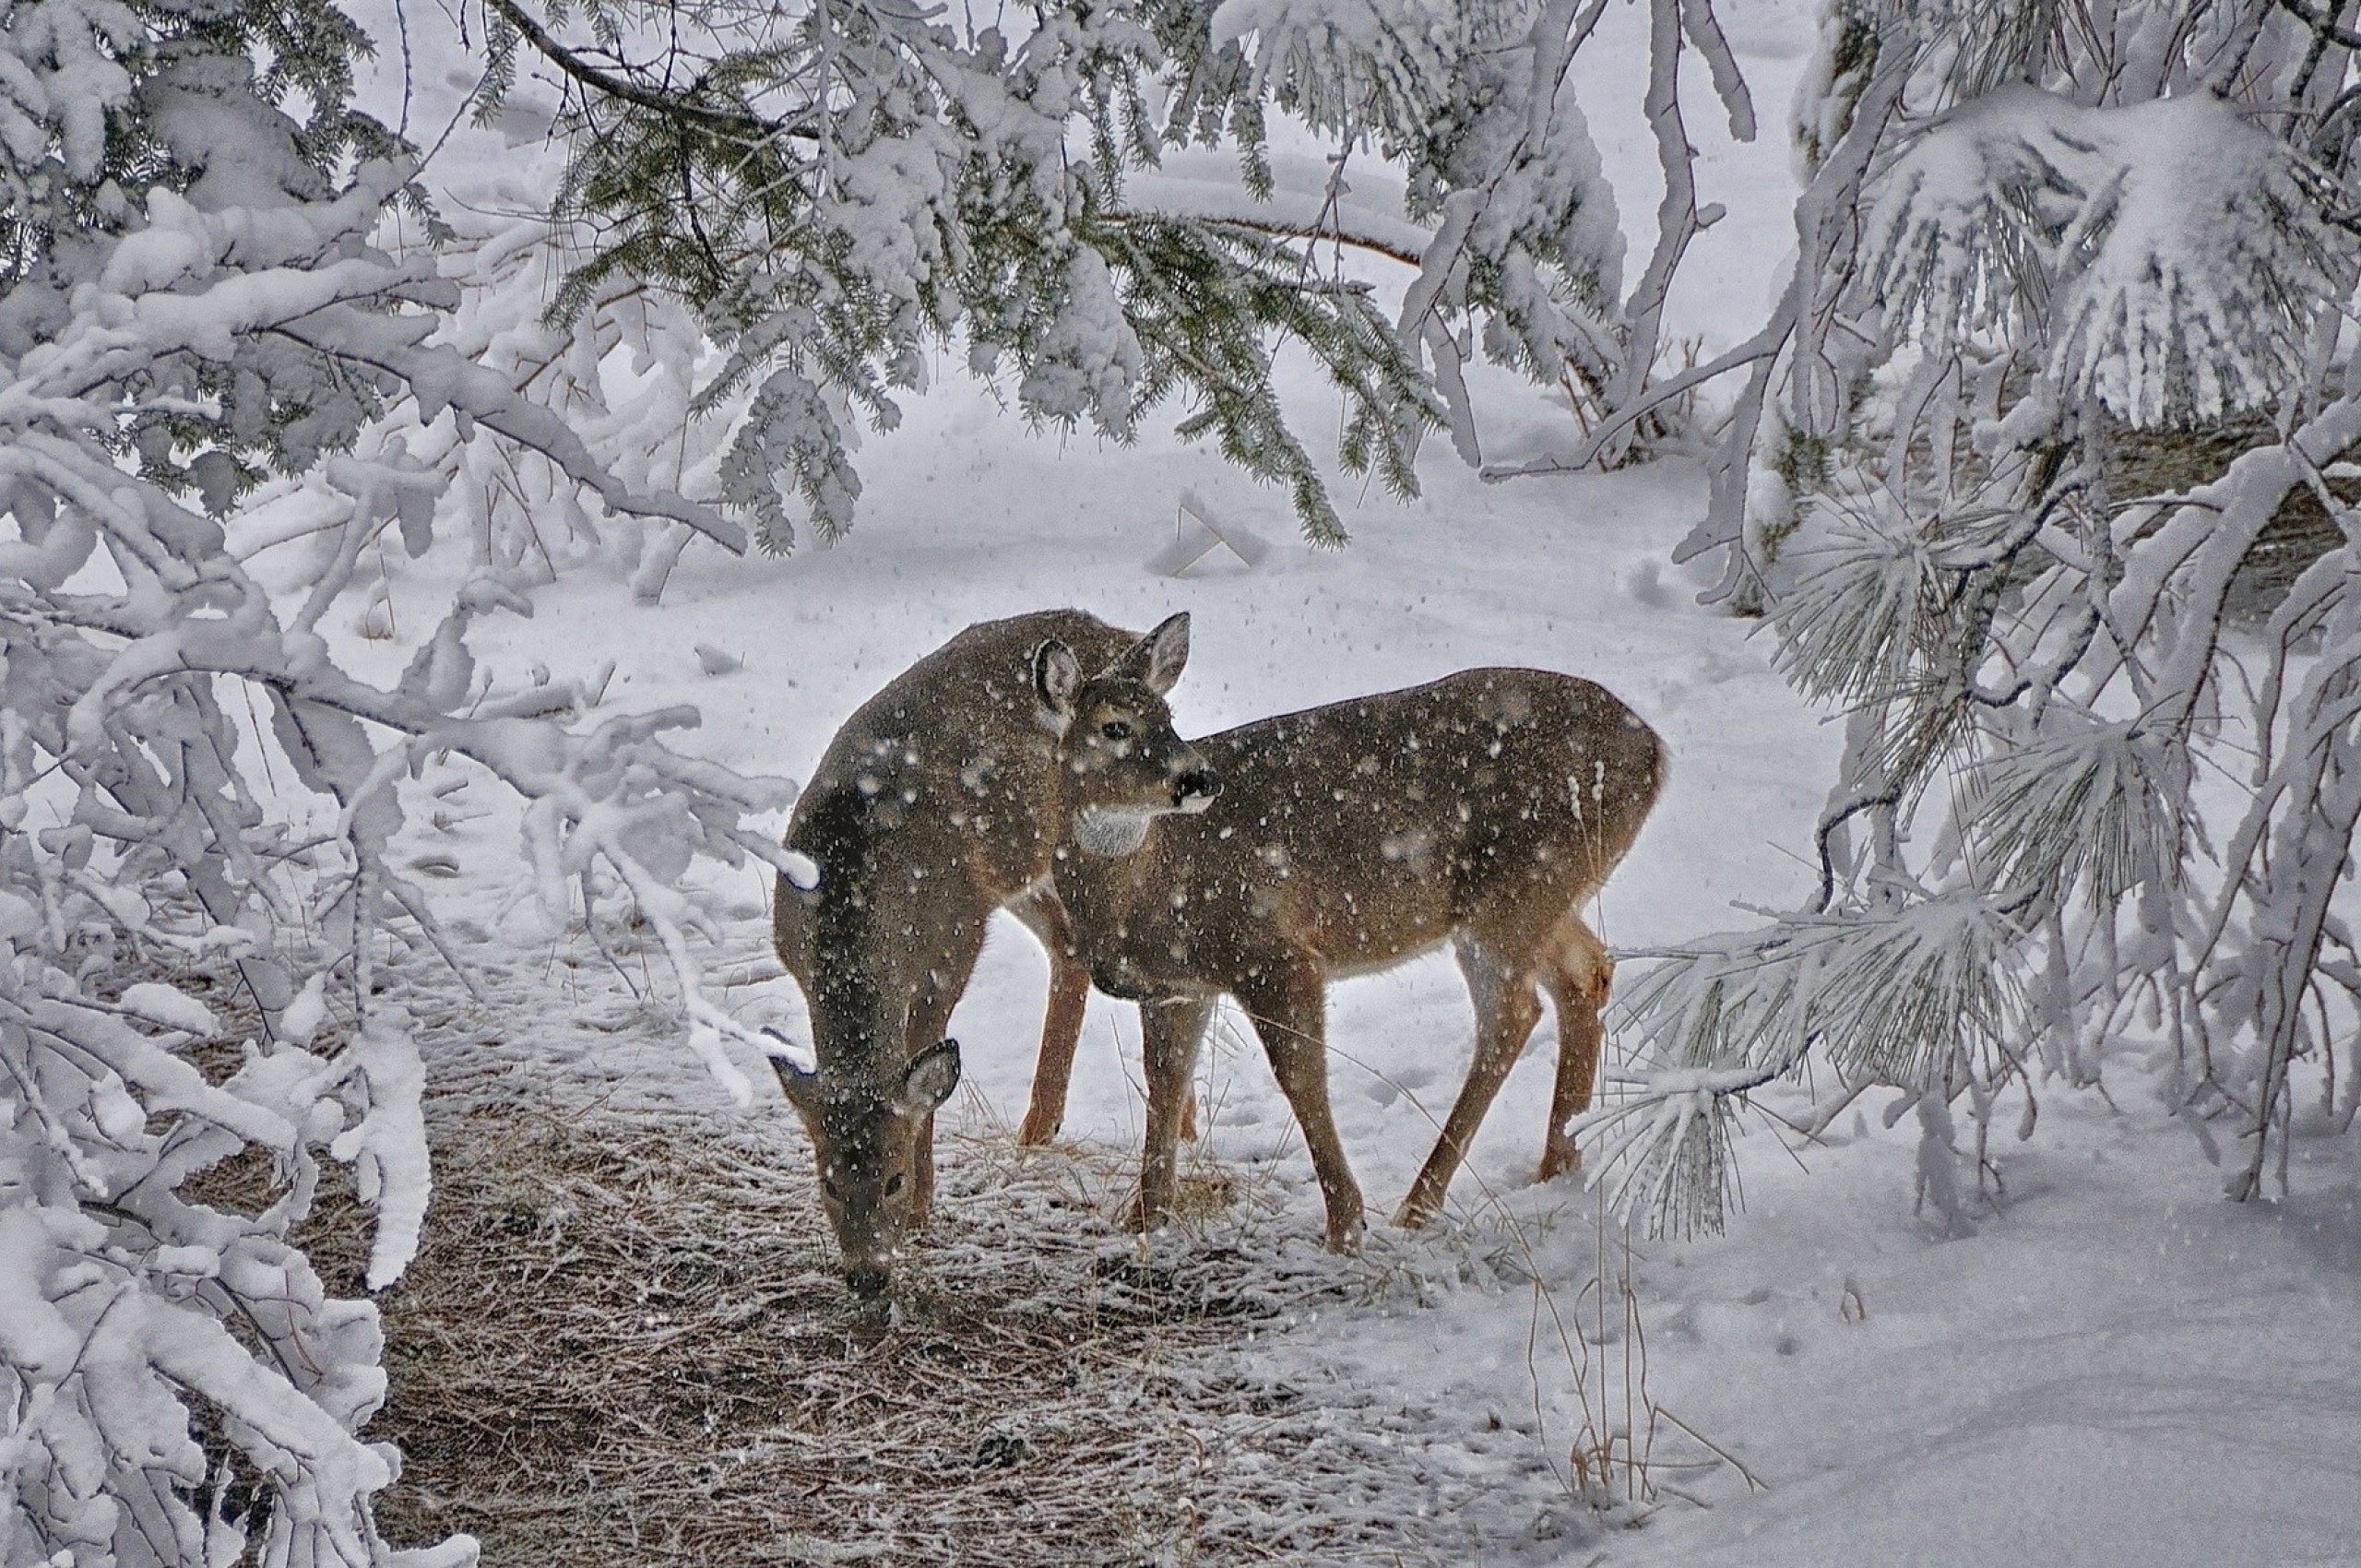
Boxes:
[148,937,1513,1562]
[261,1108,1433,1567]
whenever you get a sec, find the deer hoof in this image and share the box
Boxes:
[1323,1212,1367,1254]
[1393,1195,1439,1230]
[1016,1113,1058,1146]
[1536,1142,1584,1184]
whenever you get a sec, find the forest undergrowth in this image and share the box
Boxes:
[191,1076,1472,1565]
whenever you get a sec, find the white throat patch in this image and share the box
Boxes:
[1074,807,1157,857]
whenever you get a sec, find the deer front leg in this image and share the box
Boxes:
[1239,963,1364,1252]
[1129,995,1212,1233]
[1017,948,1091,1146]
[904,927,986,1229]
[1011,894,1201,1146]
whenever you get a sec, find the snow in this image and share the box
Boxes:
[284,4,2359,1554]
[1863,85,2327,427]
[17,0,2356,1559]
[361,339,2361,1564]
[1613,1107,2361,1567]
[327,1018,434,1290]
[113,982,218,1038]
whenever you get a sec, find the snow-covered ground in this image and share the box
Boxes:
[387,398,2361,1565]
[324,3,2361,1561]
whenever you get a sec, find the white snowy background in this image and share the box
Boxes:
[255,0,2361,1561]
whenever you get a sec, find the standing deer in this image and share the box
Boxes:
[1033,632,1664,1249]
[771,610,1215,1297]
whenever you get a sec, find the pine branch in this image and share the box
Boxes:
[1484,315,1790,479]
[1107,208,1424,269]
[485,0,801,141]
[2272,0,2361,63]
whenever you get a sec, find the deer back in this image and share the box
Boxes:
[1051,669,1665,996]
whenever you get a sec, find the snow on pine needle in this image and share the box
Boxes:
[1211,0,1468,155]
[1965,719,2187,914]
[1596,1,2361,1233]
[1863,86,2333,430]
[1573,1060,1755,1241]
[1767,495,1952,707]
[1597,895,2030,1237]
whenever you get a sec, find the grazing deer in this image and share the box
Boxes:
[771,611,1213,1297]
[1033,635,1664,1249]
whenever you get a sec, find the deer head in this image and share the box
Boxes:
[775,1038,961,1300]
[1034,612,1220,852]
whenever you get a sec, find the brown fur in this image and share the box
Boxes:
[772,610,1151,1291]
[1043,665,1666,1249]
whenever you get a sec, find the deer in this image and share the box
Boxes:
[770,610,1216,1298]
[1031,628,1665,1251]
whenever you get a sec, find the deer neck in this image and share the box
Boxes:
[1071,804,1158,857]
[1052,798,1161,921]
[790,784,945,1081]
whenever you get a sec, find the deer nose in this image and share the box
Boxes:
[845,1267,890,1300]
[1173,766,1221,811]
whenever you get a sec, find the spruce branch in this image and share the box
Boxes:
[485,0,788,139]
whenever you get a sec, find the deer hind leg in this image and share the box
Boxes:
[1396,935,1547,1229]
[1129,995,1214,1234]
[1539,913,1615,1183]
[904,925,987,1230]
[1237,960,1366,1252]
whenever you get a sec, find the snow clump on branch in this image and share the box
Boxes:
[0,1,805,1558]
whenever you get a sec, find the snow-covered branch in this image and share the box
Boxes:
[0,6,802,1557]
[1603,0,2361,1232]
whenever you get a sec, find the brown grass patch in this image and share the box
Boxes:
[260,1108,1431,1566]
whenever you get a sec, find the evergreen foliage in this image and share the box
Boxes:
[1593,0,2361,1233]
[478,0,1685,546]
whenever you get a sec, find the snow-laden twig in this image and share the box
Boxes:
[1604,1,2361,1229]
[0,11,797,1558]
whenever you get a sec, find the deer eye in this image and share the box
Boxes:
[1100,719,1133,742]
[884,1172,905,1196]
[821,1173,845,1203]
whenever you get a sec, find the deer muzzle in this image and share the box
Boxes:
[1173,765,1221,813]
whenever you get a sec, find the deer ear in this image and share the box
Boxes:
[769,1042,823,1113]
[1112,612,1191,695]
[1034,638,1081,731]
[897,1039,962,1115]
